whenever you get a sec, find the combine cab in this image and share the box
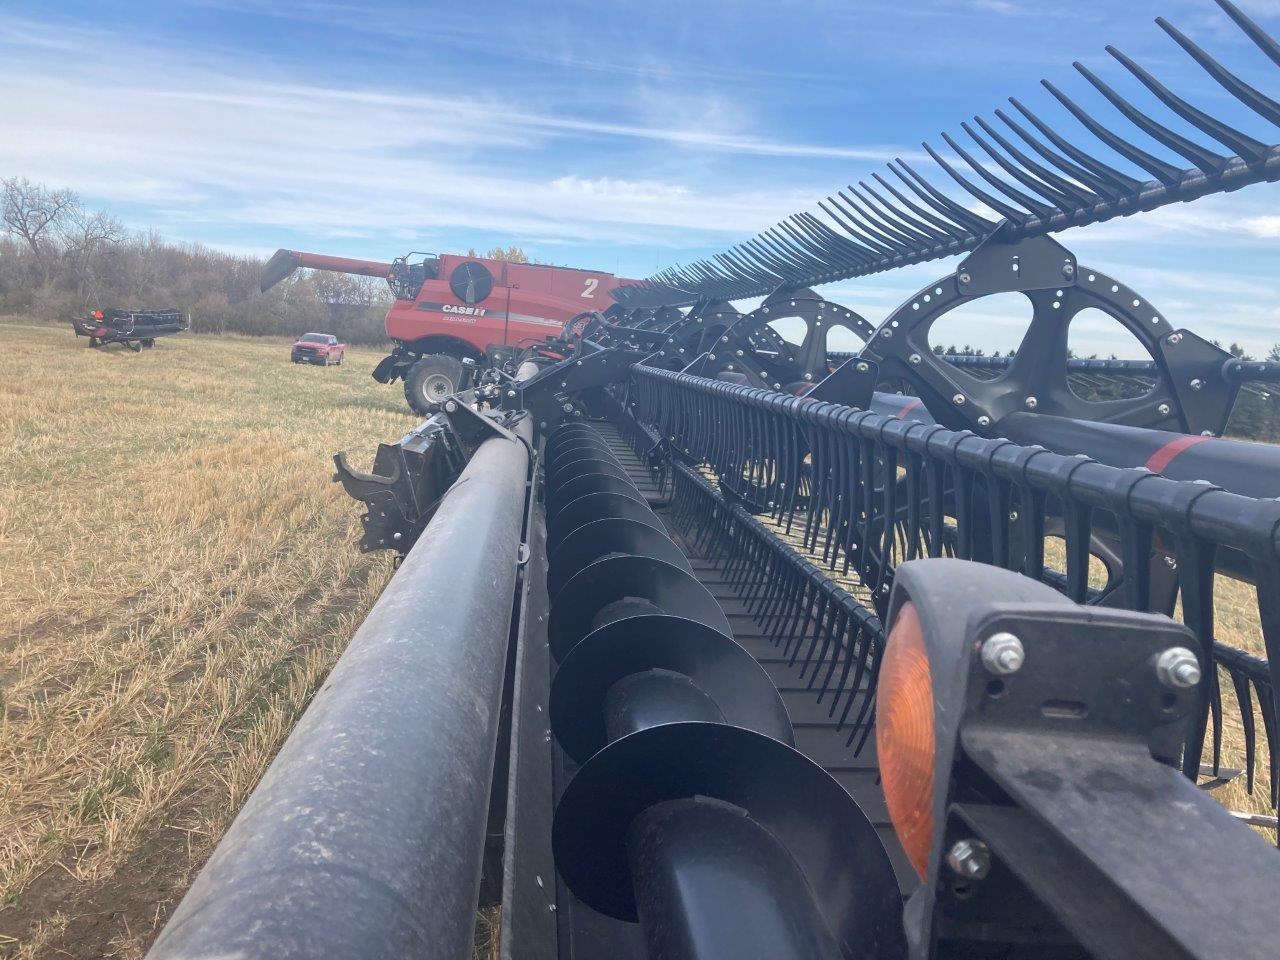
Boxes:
[261,248,635,413]
[71,308,187,350]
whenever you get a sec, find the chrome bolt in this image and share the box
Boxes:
[736,350,744,357]
[857,362,870,372]
[1167,333,1183,345]
[981,632,1025,675]
[506,389,517,398]
[909,353,922,364]
[444,400,458,413]
[708,353,716,360]
[1158,403,1171,416]
[1008,510,1018,522]
[953,393,966,405]
[881,328,893,338]
[959,271,972,285]
[977,415,991,427]
[562,402,573,412]
[1201,430,1213,437]
[1156,647,1201,689]
[1190,378,1203,391]
[803,373,813,381]
[947,839,991,880]
[1062,262,1075,278]
[1025,396,1038,410]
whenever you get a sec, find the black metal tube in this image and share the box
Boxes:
[603,669,727,742]
[626,798,844,960]
[147,416,533,960]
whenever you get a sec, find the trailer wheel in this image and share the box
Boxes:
[142,339,155,348]
[404,354,463,415]
[88,337,98,348]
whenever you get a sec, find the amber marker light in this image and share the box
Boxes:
[876,600,935,879]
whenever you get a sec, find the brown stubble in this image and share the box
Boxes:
[0,322,414,957]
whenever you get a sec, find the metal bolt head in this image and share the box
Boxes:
[856,362,870,372]
[958,271,971,285]
[947,839,991,880]
[981,632,1024,675]
[444,400,458,413]
[803,373,813,381]
[909,353,922,365]
[506,389,517,398]
[953,393,966,405]
[977,415,991,427]
[1025,396,1038,410]
[1157,403,1171,416]
[1200,430,1213,437]
[736,349,744,357]
[1156,647,1201,689]
[881,328,893,338]
[561,402,574,413]
[1167,333,1183,345]
[1062,262,1075,277]
[1190,378,1203,391]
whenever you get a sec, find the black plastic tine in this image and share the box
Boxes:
[793,213,868,269]
[1008,97,1145,193]
[780,218,844,270]
[1216,0,1280,70]
[995,107,1125,200]
[813,202,881,262]
[765,225,827,271]
[1041,79,1186,186]
[922,140,1030,222]
[773,219,825,265]
[727,245,774,282]
[799,211,875,266]
[842,185,930,247]
[1072,61,1231,175]
[1157,16,1280,129]
[892,158,995,233]
[819,197,895,256]
[758,231,814,274]
[1106,45,1268,164]
[870,172,970,241]
[857,179,951,243]
[971,115,1099,208]
[941,129,1058,217]
[834,190,912,252]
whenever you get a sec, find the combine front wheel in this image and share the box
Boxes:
[403,354,463,415]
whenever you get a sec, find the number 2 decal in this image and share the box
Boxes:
[581,278,599,298]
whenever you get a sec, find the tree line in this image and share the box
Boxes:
[1,178,537,345]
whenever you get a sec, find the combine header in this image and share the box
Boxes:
[153,3,1280,958]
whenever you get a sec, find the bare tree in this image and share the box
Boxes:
[2,177,79,257]
[59,208,126,303]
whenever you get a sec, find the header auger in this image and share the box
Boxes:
[157,2,1280,958]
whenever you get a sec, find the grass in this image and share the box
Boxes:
[0,320,416,958]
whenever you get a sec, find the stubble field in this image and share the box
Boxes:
[0,321,414,958]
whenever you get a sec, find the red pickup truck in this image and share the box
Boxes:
[291,333,345,366]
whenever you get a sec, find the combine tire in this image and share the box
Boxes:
[404,354,463,415]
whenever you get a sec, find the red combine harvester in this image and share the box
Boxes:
[261,249,636,413]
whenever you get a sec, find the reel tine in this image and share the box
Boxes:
[995,104,1129,199]
[869,171,969,241]
[892,157,995,233]
[922,139,1032,222]
[1071,60,1231,175]
[1106,45,1268,164]
[1040,78,1185,186]
[940,129,1057,217]
[1157,14,1280,129]
[969,115,1098,207]
[960,120,1084,211]
[1215,0,1280,70]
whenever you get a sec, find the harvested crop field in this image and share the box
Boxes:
[0,321,415,958]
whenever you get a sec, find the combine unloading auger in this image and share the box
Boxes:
[151,3,1280,959]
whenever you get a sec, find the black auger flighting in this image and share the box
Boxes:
[542,424,905,960]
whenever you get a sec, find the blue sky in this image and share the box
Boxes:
[3,0,1280,355]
